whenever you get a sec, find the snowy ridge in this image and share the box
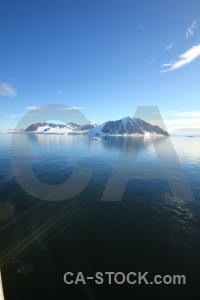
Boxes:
[79,120,102,130]
[86,117,169,136]
[25,122,74,134]
[24,117,169,136]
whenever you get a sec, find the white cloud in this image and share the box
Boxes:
[4,113,34,118]
[161,44,200,72]
[165,44,173,50]
[164,118,200,128]
[168,127,200,136]
[164,110,200,118]
[162,110,200,135]
[176,111,200,117]
[0,82,17,97]
[163,110,181,115]
[25,106,86,111]
[52,106,86,110]
[4,114,24,118]
[186,21,197,39]
[26,106,47,110]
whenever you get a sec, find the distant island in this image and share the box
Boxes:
[24,117,169,136]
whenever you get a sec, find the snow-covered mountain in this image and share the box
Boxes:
[25,122,75,134]
[24,117,169,136]
[132,118,169,135]
[86,117,169,136]
[79,120,102,130]
[24,121,101,134]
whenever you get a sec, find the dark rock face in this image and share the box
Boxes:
[101,117,169,136]
[80,124,95,130]
[102,118,143,134]
[47,123,66,129]
[25,122,80,131]
[25,122,68,131]
[25,123,44,131]
[132,118,169,136]
[151,125,169,136]
[67,123,79,129]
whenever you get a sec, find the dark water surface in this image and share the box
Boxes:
[1,134,200,299]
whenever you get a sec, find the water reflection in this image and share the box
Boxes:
[1,133,200,300]
[5,134,200,203]
[171,136,200,163]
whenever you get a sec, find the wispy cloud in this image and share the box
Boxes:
[163,110,181,115]
[0,82,17,97]
[167,127,200,136]
[26,106,87,111]
[178,111,200,117]
[165,44,173,50]
[164,118,200,130]
[57,90,63,95]
[161,44,200,72]
[186,21,197,39]
[52,106,86,111]
[25,106,47,110]
[148,58,155,65]
[164,110,200,118]
[4,113,34,118]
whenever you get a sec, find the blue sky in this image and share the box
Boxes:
[0,0,200,134]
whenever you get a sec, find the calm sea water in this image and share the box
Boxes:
[1,134,200,300]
